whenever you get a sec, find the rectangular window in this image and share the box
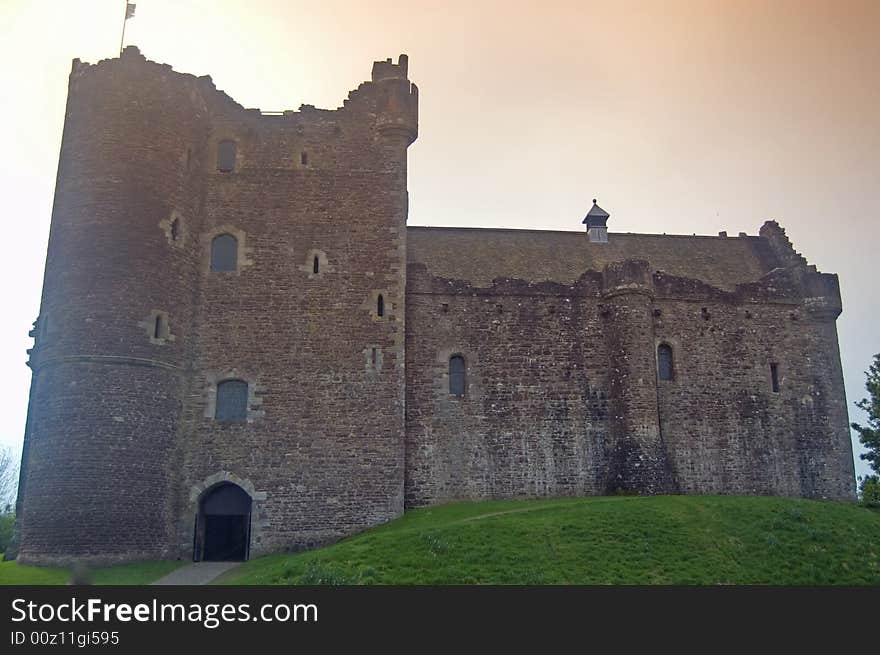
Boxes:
[216,380,248,421]
[449,355,466,396]
[770,363,780,393]
[217,140,236,172]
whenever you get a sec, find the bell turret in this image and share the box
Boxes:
[582,199,609,243]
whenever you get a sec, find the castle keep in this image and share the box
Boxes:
[12,48,855,565]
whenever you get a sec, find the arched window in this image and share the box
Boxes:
[217,140,236,172]
[449,355,466,396]
[313,256,319,274]
[211,234,238,272]
[216,379,248,421]
[657,344,674,381]
[377,294,385,317]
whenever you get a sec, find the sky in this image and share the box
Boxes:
[0,0,877,483]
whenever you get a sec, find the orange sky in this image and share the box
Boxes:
[0,0,877,478]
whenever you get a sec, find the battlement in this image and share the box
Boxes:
[372,54,409,82]
[70,46,418,134]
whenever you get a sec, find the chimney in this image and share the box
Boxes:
[582,199,609,243]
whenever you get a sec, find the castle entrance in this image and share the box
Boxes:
[193,482,252,561]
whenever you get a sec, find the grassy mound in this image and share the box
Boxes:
[217,495,880,585]
[0,559,184,585]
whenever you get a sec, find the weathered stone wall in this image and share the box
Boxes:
[171,55,416,556]
[654,269,854,501]
[405,268,609,505]
[16,49,418,564]
[405,246,855,506]
[15,48,854,565]
[17,48,209,565]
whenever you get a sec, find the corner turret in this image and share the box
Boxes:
[372,54,418,147]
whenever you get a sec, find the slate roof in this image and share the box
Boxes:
[582,200,610,227]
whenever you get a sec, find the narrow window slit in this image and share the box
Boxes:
[313,256,319,274]
[770,363,780,393]
[377,295,385,317]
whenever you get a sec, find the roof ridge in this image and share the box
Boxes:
[406,225,758,239]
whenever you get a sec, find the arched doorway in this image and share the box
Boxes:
[193,482,252,561]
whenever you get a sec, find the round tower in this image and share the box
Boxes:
[369,54,419,512]
[799,271,856,500]
[15,47,207,565]
[600,259,676,494]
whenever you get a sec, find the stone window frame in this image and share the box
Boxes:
[655,339,678,382]
[159,210,187,248]
[138,309,175,346]
[364,344,384,375]
[298,249,333,280]
[202,370,265,423]
[362,289,394,321]
[202,225,254,275]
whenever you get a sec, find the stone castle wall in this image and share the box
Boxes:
[12,49,855,565]
[15,48,418,564]
[175,57,417,556]
[16,50,209,565]
[405,244,855,506]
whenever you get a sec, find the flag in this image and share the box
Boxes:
[125,3,136,20]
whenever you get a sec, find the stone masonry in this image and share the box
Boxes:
[10,48,855,565]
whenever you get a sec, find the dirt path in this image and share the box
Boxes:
[151,562,239,585]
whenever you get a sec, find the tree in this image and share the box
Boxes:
[852,353,880,507]
[0,447,18,514]
[0,447,17,553]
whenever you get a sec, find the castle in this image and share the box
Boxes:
[11,48,855,565]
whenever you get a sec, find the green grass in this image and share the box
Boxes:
[216,495,880,585]
[0,559,185,586]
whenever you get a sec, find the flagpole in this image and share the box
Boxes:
[119,1,128,56]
